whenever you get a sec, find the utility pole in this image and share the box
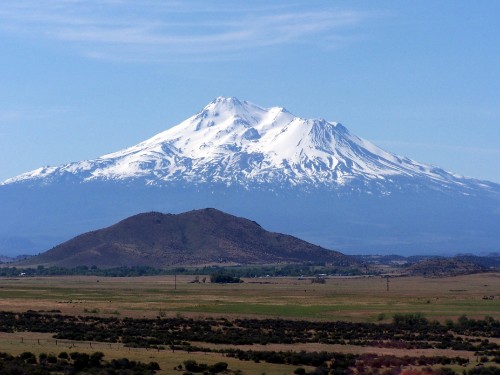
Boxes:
[174,274,177,290]
[386,277,390,292]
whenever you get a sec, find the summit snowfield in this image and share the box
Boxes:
[4,97,494,194]
[1,97,499,256]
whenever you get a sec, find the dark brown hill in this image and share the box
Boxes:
[22,208,353,268]
[404,257,485,277]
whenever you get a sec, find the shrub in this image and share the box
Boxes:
[393,313,428,328]
[58,352,69,359]
[183,359,208,372]
[208,362,228,373]
[19,352,37,364]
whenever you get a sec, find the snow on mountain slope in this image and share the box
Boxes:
[2,97,496,194]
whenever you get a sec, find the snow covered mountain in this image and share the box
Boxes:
[1,97,499,257]
[4,97,495,195]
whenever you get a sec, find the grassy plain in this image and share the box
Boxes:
[0,273,498,321]
[0,273,498,374]
[0,331,307,375]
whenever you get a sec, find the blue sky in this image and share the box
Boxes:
[1,1,499,182]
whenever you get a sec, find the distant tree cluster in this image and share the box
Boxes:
[311,276,326,284]
[210,273,242,283]
[0,265,168,277]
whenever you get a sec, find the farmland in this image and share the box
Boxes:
[0,273,498,374]
[0,273,498,321]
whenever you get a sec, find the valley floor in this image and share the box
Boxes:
[0,273,498,374]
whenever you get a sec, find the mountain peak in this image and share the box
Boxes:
[204,96,247,112]
[211,96,243,105]
[3,97,497,196]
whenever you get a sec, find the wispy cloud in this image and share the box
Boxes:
[375,140,500,157]
[0,107,71,127]
[0,1,370,62]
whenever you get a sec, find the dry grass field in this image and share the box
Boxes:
[0,273,498,374]
[0,273,498,321]
[0,331,307,375]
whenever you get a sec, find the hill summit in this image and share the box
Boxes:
[21,208,352,268]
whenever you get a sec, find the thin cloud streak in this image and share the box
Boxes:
[0,1,371,62]
[376,140,500,157]
[0,107,72,127]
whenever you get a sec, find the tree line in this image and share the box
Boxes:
[0,263,365,277]
[0,351,159,375]
[0,311,498,355]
